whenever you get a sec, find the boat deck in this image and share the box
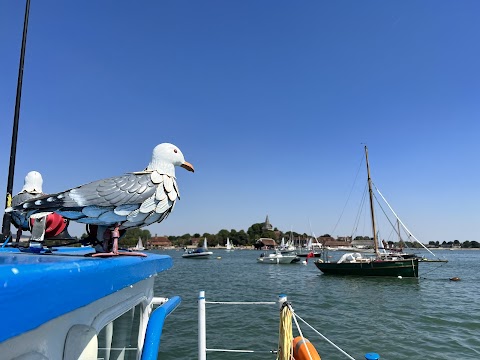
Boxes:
[0,249,172,343]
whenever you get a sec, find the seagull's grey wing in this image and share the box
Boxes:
[69,173,156,207]
[19,174,156,211]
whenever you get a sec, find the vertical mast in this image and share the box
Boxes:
[1,0,31,240]
[364,146,378,255]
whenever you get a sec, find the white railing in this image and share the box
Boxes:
[198,290,279,359]
[197,290,380,360]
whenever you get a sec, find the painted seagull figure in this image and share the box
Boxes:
[10,171,73,243]
[11,171,45,240]
[10,143,194,255]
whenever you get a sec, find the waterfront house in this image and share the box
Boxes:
[255,238,277,249]
[148,236,172,249]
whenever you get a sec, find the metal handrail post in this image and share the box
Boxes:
[198,290,206,360]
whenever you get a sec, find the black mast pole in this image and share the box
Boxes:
[1,0,32,240]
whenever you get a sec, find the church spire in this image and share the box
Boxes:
[262,215,273,231]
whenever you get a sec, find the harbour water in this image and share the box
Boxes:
[154,249,480,359]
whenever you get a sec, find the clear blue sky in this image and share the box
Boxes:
[1,1,479,243]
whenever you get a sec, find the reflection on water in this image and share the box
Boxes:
[154,249,480,360]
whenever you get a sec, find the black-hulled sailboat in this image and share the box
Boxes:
[314,146,420,277]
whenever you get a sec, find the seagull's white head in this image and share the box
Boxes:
[21,171,43,194]
[146,143,194,177]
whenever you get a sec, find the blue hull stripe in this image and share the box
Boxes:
[0,251,172,343]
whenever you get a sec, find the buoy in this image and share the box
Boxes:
[292,336,321,360]
[216,257,222,260]
[449,277,460,281]
[365,352,380,360]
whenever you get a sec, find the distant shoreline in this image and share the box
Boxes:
[149,246,480,251]
[433,247,480,250]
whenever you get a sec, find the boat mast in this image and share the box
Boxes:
[364,146,379,256]
[1,0,31,240]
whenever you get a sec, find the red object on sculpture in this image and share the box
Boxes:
[30,213,67,238]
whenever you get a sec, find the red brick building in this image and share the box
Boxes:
[148,236,172,248]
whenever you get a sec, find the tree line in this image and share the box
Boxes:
[428,240,480,248]
[82,224,479,248]
[108,222,314,248]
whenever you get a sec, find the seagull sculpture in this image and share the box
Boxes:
[10,171,73,243]
[11,171,45,239]
[10,143,194,256]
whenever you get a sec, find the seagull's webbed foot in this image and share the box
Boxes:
[92,225,147,257]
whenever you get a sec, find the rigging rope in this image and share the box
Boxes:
[331,153,365,236]
[288,304,316,360]
[277,304,293,360]
[420,261,449,277]
[372,182,436,256]
[372,191,403,247]
[205,297,360,360]
[351,183,368,239]
[292,312,356,360]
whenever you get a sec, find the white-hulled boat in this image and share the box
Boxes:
[257,250,300,264]
[182,247,213,259]
[182,238,213,259]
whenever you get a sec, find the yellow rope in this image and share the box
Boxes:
[277,305,293,360]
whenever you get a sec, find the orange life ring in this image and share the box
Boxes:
[292,336,321,360]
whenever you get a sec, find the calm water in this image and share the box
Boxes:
[153,249,480,359]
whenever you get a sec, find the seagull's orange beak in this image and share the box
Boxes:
[181,161,195,172]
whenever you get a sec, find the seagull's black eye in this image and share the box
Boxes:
[174,149,178,153]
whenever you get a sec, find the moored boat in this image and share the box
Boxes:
[182,247,213,259]
[182,238,213,258]
[130,237,146,251]
[225,237,234,251]
[315,255,419,277]
[257,250,300,264]
[297,251,322,258]
[314,146,442,278]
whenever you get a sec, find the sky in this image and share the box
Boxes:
[0,1,479,243]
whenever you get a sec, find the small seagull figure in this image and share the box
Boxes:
[11,171,45,241]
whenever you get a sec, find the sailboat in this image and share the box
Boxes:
[297,237,322,258]
[225,237,234,251]
[279,233,296,254]
[182,237,213,259]
[314,146,423,277]
[130,237,145,251]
